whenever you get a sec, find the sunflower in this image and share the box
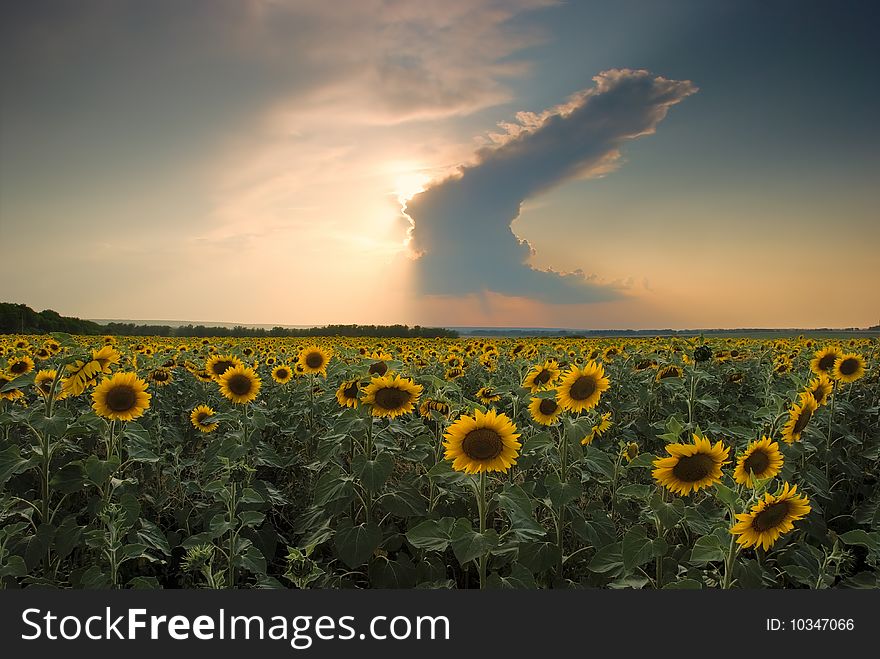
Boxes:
[444,367,464,381]
[335,379,361,409]
[298,345,332,376]
[92,345,120,373]
[368,360,389,377]
[6,355,34,377]
[730,483,811,550]
[148,367,173,387]
[34,369,58,397]
[522,360,560,392]
[193,369,214,383]
[443,408,521,474]
[419,398,451,417]
[206,354,243,381]
[475,386,502,406]
[652,434,730,495]
[833,353,866,384]
[91,372,151,422]
[733,437,784,487]
[190,404,218,433]
[557,361,610,412]
[361,374,422,418]
[810,346,843,376]
[0,372,23,401]
[529,394,563,426]
[623,442,639,463]
[271,364,294,384]
[804,374,833,406]
[218,365,262,404]
[655,365,683,381]
[582,411,613,445]
[781,393,817,443]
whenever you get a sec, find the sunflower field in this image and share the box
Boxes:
[0,333,877,589]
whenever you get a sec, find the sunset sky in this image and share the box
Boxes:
[1,0,877,329]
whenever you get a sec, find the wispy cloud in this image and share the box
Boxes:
[405,69,697,303]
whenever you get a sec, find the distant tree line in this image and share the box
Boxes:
[0,303,458,339]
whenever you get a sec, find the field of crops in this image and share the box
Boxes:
[0,333,877,589]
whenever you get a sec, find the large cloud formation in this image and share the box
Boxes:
[405,69,697,303]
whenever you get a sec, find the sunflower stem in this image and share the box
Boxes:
[722,507,739,589]
[825,380,837,483]
[477,471,488,590]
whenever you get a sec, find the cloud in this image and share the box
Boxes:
[405,69,697,303]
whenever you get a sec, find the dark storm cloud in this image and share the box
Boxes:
[405,69,697,303]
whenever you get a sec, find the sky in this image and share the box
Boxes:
[1,0,878,329]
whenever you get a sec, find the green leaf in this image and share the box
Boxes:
[544,473,581,509]
[625,453,657,469]
[588,542,623,574]
[488,563,538,589]
[689,534,726,565]
[118,543,152,563]
[83,455,120,487]
[239,545,267,575]
[405,517,455,552]
[517,542,558,574]
[136,520,171,556]
[497,484,546,541]
[53,515,85,561]
[334,517,382,568]
[450,518,498,565]
[369,555,417,588]
[839,529,880,552]
[714,483,739,509]
[616,484,652,499]
[0,555,27,578]
[622,526,654,572]
[0,445,31,486]
[581,444,616,480]
[238,510,266,528]
[354,452,394,493]
[381,484,428,517]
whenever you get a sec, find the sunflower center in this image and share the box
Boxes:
[106,385,137,412]
[817,354,836,371]
[212,360,234,375]
[743,449,770,475]
[793,408,812,434]
[10,362,26,374]
[276,369,289,379]
[374,386,409,410]
[538,399,558,415]
[569,375,597,401]
[534,369,552,385]
[369,361,388,376]
[197,412,210,424]
[671,453,715,483]
[462,428,504,461]
[305,352,324,369]
[227,374,252,396]
[838,358,858,376]
[751,501,792,532]
[343,383,359,398]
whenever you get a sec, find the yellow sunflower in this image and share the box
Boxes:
[6,355,34,377]
[655,365,683,381]
[623,442,639,463]
[733,437,784,487]
[522,360,560,392]
[91,345,120,374]
[419,399,451,418]
[91,372,151,422]
[581,411,613,445]
[206,354,243,382]
[361,374,422,418]
[0,371,24,401]
[730,483,811,550]
[271,364,294,384]
[297,345,332,376]
[335,379,361,409]
[190,404,218,433]
[810,346,843,376]
[475,386,502,406]
[218,365,262,404]
[34,369,58,397]
[148,367,173,387]
[804,374,833,406]
[528,394,563,426]
[443,408,521,474]
[652,434,730,495]
[557,361,610,412]
[833,353,866,384]
[781,393,817,443]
